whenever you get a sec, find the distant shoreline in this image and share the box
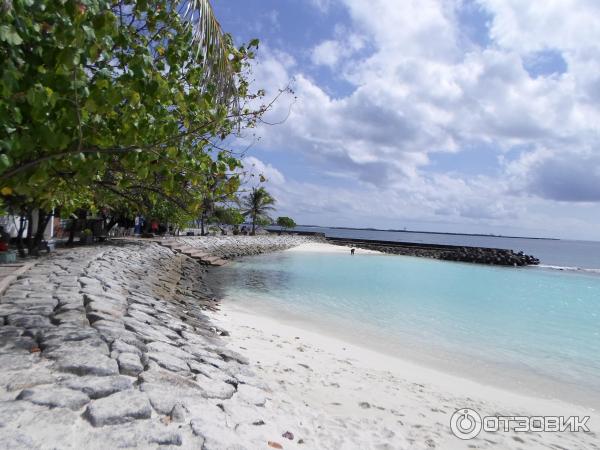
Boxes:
[293,224,561,241]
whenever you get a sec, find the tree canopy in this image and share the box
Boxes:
[241,186,275,235]
[0,0,269,251]
[276,216,296,231]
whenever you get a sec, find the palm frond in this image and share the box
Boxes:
[182,0,237,106]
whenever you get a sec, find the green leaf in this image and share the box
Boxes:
[0,26,23,46]
[0,154,11,169]
[137,166,149,179]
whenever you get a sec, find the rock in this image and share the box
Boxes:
[52,310,89,326]
[141,378,208,414]
[87,310,124,325]
[0,304,25,316]
[0,353,37,371]
[42,328,99,343]
[1,336,39,354]
[0,430,37,449]
[140,365,200,389]
[0,396,81,448]
[6,314,52,329]
[85,300,126,319]
[188,360,236,384]
[111,338,145,356]
[93,323,146,349]
[83,390,152,427]
[148,430,183,446]
[117,352,144,376]
[17,386,90,410]
[214,348,249,365]
[0,400,30,427]
[79,276,102,287]
[123,319,176,343]
[43,337,110,358]
[189,410,249,450]
[147,351,189,373]
[61,375,133,399]
[6,372,59,392]
[53,352,119,376]
[0,326,22,339]
[282,431,294,440]
[236,384,267,406]
[170,403,188,423]
[127,309,157,325]
[195,373,236,399]
[219,398,266,428]
[146,341,194,361]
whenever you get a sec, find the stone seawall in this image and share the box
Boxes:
[157,235,318,265]
[327,237,540,266]
[0,237,314,449]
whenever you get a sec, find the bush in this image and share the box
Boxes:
[276,216,296,231]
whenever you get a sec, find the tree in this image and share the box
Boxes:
[276,216,296,233]
[0,0,266,252]
[213,207,244,234]
[241,187,275,235]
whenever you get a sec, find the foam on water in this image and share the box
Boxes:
[215,250,600,407]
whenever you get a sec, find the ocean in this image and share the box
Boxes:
[216,238,600,407]
[287,225,600,271]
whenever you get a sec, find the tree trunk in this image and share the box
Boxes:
[200,215,205,236]
[25,211,33,255]
[106,217,118,234]
[251,214,256,235]
[67,217,76,245]
[68,209,87,245]
[31,209,52,255]
[16,214,26,258]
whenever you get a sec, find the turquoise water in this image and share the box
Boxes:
[216,251,600,406]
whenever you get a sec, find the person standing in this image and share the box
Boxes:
[134,216,141,235]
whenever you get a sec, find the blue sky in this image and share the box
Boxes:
[213,0,600,240]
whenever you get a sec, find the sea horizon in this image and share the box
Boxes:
[289,224,563,241]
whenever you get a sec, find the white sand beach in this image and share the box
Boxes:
[286,242,382,254]
[210,289,599,449]
[212,302,600,449]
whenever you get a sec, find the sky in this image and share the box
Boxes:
[212,0,600,240]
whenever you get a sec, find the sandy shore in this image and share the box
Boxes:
[286,242,382,254]
[212,302,600,449]
[210,287,599,449]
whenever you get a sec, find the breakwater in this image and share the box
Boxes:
[327,237,540,266]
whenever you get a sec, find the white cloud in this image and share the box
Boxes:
[311,32,365,69]
[242,0,600,239]
[242,156,285,186]
[311,40,343,68]
[479,0,600,52]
